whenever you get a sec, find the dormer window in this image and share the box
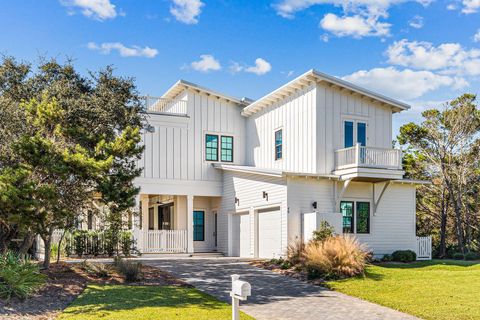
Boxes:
[275,129,283,160]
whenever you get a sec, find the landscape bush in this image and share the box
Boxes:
[392,250,417,263]
[286,239,305,265]
[303,235,368,279]
[453,252,465,260]
[464,252,480,261]
[312,221,335,242]
[381,254,393,262]
[79,260,111,278]
[113,257,142,282]
[120,231,134,256]
[0,251,46,300]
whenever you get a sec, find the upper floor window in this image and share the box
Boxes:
[221,136,233,162]
[344,120,367,148]
[275,129,283,160]
[205,134,218,161]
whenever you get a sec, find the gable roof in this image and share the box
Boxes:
[241,69,411,117]
[162,79,246,105]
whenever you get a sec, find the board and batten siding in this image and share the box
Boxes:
[246,84,317,173]
[218,171,288,257]
[316,82,393,174]
[138,89,246,189]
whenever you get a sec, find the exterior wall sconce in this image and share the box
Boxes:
[146,124,155,133]
[235,197,240,206]
[312,201,317,209]
[263,191,268,201]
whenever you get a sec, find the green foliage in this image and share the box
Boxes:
[120,231,134,257]
[464,252,480,261]
[392,250,417,263]
[312,221,335,242]
[0,251,46,300]
[79,260,111,278]
[453,252,465,260]
[381,254,393,262]
[113,257,141,282]
[73,230,88,257]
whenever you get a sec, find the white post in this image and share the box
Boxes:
[187,195,194,254]
[355,143,361,166]
[231,275,240,320]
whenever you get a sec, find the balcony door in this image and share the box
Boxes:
[344,120,367,148]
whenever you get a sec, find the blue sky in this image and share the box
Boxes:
[1,0,479,134]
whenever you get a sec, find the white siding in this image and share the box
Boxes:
[287,178,416,256]
[218,171,288,256]
[246,84,317,173]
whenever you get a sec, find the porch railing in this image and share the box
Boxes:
[334,144,402,170]
[416,236,432,260]
[142,96,188,116]
[135,229,188,253]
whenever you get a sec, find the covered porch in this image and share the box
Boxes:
[134,193,221,254]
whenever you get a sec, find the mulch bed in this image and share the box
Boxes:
[0,261,189,320]
[250,260,327,286]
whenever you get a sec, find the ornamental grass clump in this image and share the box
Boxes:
[304,235,368,279]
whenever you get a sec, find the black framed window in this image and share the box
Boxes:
[221,136,233,162]
[193,211,205,241]
[205,134,218,161]
[341,201,354,233]
[275,129,283,160]
[356,202,370,234]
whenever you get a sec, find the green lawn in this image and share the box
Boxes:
[59,285,254,320]
[326,260,480,320]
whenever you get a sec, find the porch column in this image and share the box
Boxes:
[187,195,194,254]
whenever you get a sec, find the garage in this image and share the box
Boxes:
[231,213,251,257]
[257,207,282,259]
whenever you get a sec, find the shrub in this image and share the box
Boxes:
[104,229,119,257]
[113,257,142,282]
[0,251,46,300]
[303,235,368,279]
[79,260,111,278]
[464,252,480,261]
[381,254,393,262]
[286,239,305,265]
[73,230,88,257]
[453,252,465,260]
[312,221,335,242]
[392,250,417,263]
[120,231,134,256]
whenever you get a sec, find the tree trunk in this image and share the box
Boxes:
[18,232,35,255]
[444,178,465,253]
[439,200,448,258]
[42,229,54,269]
[56,230,66,264]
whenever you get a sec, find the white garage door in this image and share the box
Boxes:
[258,207,282,259]
[231,213,251,257]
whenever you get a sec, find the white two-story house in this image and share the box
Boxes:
[133,69,431,259]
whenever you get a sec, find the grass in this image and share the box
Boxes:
[59,285,254,320]
[326,260,480,320]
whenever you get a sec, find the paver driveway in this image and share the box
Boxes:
[144,258,418,320]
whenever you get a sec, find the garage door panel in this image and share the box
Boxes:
[258,209,282,259]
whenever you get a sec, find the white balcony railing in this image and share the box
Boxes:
[142,96,188,116]
[134,229,187,253]
[334,144,402,170]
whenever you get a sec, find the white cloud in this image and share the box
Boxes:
[229,58,272,75]
[60,0,117,20]
[386,39,480,75]
[342,67,467,100]
[87,42,158,58]
[462,0,480,13]
[170,0,204,24]
[446,3,457,10]
[273,0,431,19]
[474,29,480,42]
[408,15,424,28]
[320,13,390,38]
[190,54,221,72]
[245,58,272,75]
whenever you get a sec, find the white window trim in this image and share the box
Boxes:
[341,117,369,148]
[203,130,236,163]
[274,127,283,161]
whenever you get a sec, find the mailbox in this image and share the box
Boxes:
[232,279,251,299]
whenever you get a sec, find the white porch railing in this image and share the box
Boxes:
[142,96,188,115]
[135,229,187,253]
[416,236,432,260]
[334,144,402,170]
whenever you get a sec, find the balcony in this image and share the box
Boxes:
[334,144,404,181]
[142,96,188,116]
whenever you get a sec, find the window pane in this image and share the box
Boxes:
[344,121,354,148]
[356,202,370,234]
[205,134,218,161]
[275,129,282,160]
[193,211,205,241]
[221,136,233,162]
[357,122,366,146]
[341,201,354,233]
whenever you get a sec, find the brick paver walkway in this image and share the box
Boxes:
[144,258,419,320]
